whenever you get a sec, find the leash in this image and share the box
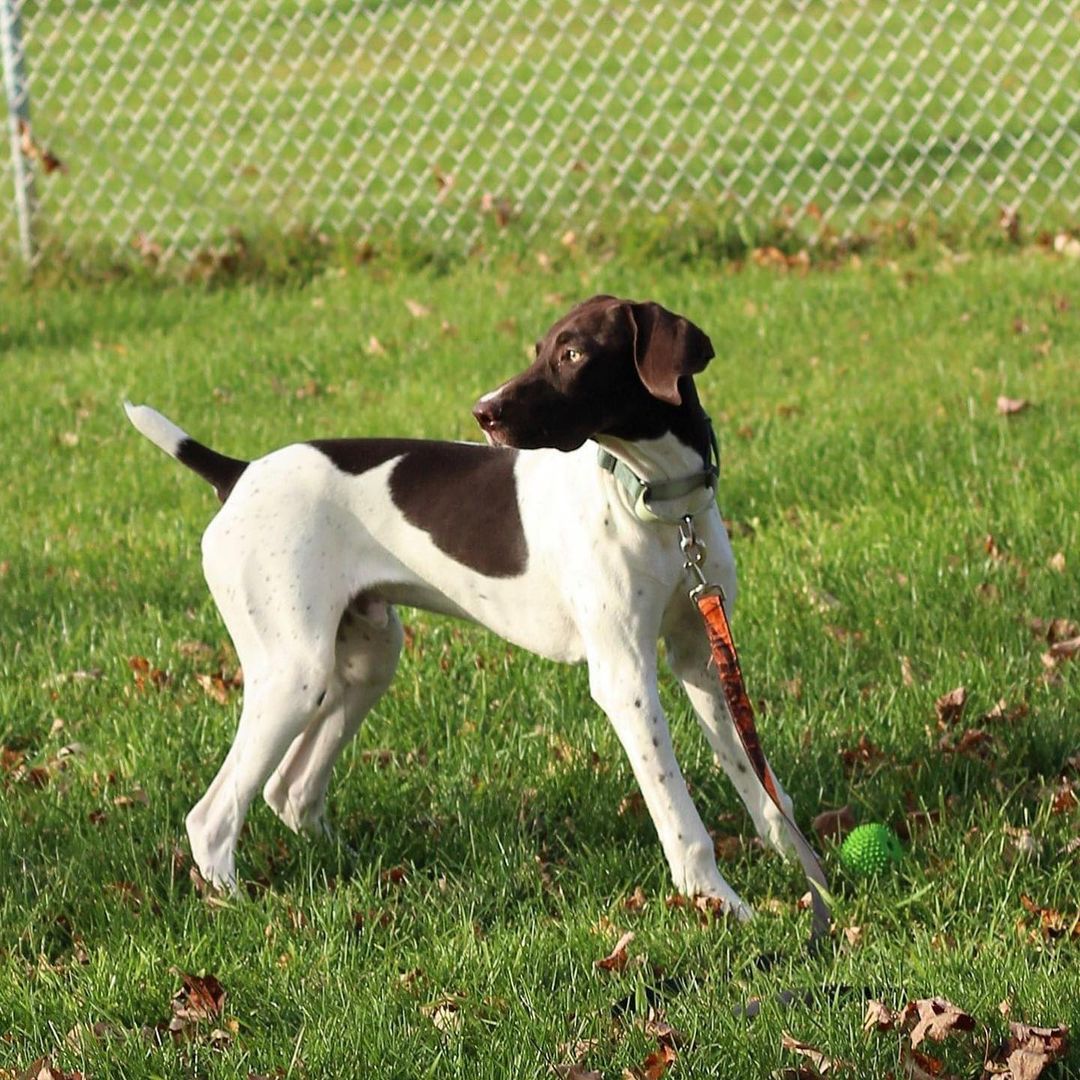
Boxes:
[596,429,832,945]
[678,514,833,949]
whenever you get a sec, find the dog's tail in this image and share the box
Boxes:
[124,402,248,503]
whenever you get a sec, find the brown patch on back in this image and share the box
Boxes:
[390,443,527,578]
[309,438,527,578]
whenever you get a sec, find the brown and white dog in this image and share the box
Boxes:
[126,295,795,916]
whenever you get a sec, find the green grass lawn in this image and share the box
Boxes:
[0,238,1078,1077]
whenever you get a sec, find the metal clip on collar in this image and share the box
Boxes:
[678,514,723,603]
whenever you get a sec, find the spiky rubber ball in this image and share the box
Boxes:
[839,823,903,877]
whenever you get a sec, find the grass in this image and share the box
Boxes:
[0,237,1078,1078]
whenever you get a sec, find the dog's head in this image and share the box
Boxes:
[473,295,714,452]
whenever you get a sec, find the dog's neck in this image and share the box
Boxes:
[595,384,715,484]
[594,431,707,486]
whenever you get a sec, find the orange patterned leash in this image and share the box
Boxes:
[679,517,832,947]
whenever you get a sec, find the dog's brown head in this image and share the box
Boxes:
[473,295,714,453]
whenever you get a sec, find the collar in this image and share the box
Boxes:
[597,421,719,524]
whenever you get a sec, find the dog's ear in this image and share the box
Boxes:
[627,302,714,406]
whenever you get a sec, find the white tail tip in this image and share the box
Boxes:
[124,401,189,458]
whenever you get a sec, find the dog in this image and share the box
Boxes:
[126,295,796,918]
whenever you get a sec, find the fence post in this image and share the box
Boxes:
[1,0,35,265]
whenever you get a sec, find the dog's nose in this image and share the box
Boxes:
[472,395,503,430]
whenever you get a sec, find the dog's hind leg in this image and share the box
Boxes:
[185,648,338,891]
[263,597,404,837]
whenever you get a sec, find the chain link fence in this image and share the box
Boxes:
[2,0,1078,266]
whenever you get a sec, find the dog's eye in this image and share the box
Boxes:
[564,348,583,363]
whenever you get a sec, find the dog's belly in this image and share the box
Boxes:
[361,574,586,665]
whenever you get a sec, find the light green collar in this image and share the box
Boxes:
[597,423,719,524]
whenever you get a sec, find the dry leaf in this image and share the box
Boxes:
[864,999,899,1031]
[998,1022,1069,1079]
[421,995,465,1034]
[623,886,648,913]
[644,1008,684,1047]
[1051,782,1077,815]
[1048,552,1066,573]
[594,930,634,972]
[20,1060,82,1080]
[623,1043,677,1080]
[1019,894,1080,941]
[901,1045,956,1079]
[781,1032,847,1075]
[1043,636,1080,668]
[812,805,856,843]
[404,299,431,319]
[839,734,885,771]
[902,997,976,1048]
[997,395,1030,416]
[934,687,968,726]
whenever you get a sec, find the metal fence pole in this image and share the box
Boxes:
[1,0,35,265]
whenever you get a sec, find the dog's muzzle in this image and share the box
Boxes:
[472,394,506,445]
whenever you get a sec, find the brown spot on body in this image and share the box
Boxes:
[310,438,528,578]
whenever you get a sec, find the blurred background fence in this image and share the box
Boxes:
[2,0,1078,267]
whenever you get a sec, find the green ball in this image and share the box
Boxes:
[839,823,903,877]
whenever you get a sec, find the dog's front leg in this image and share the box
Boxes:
[587,652,751,920]
[665,620,796,861]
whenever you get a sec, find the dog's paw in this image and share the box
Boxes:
[263,774,332,839]
[670,843,752,921]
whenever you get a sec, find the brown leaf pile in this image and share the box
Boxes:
[863,998,1069,1080]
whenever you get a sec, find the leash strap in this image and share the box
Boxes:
[693,589,832,944]
[679,517,832,948]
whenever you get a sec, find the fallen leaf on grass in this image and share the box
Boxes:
[1003,825,1041,862]
[1048,552,1066,573]
[780,1032,848,1076]
[623,886,648,913]
[404,298,431,319]
[992,1022,1070,1080]
[19,1060,83,1080]
[594,930,634,972]
[1042,636,1080,669]
[129,655,168,692]
[1028,617,1078,644]
[1019,894,1080,941]
[195,670,242,705]
[623,1042,677,1080]
[996,396,1030,416]
[812,804,856,842]
[901,1045,958,1079]
[904,998,976,1048]
[112,787,149,808]
[422,996,464,1034]
[864,999,898,1031]
[144,971,229,1044]
[839,735,885,772]
[551,1067,603,1080]
[938,727,995,759]
[934,687,968,726]
[1051,782,1077,814]
[643,1008,684,1047]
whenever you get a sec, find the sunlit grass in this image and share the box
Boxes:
[0,240,1077,1077]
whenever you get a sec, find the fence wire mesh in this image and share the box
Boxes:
[2,0,1078,265]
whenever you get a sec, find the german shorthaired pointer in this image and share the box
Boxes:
[126,295,795,917]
